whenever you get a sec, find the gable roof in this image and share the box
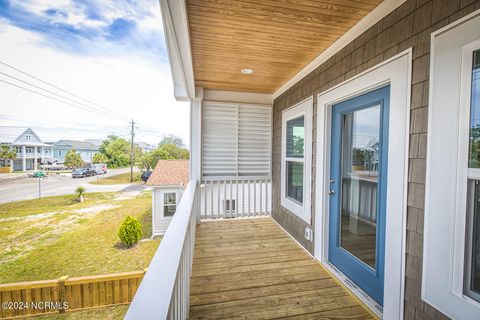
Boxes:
[146,160,189,187]
[0,126,29,143]
[84,139,103,147]
[54,140,96,150]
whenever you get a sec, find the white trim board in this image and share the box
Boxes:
[280,97,313,224]
[423,9,480,319]
[159,0,195,101]
[273,0,407,99]
[314,49,412,320]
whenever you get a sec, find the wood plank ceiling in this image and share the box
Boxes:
[186,0,384,94]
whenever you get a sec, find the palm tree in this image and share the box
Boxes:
[0,145,17,168]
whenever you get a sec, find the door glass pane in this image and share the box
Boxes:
[286,116,305,158]
[469,50,480,168]
[286,161,303,204]
[339,105,381,269]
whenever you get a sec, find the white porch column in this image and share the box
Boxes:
[41,147,45,163]
[190,87,203,224]
[34,146,38,170]
[190,87,203,182]
[22,146,26,171]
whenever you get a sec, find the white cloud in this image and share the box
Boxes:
[0,22,189,145]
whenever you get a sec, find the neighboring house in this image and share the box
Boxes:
[146,160,189,236]
[53,140,99,164]
[84,139,104,149]
[128,2,480,320]
[135,141,156,153]
[0,126,53,171]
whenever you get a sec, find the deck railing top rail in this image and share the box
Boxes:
[125,179,198,320]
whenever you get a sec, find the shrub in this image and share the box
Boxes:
[73,186,86,203]
[118,216,143,247]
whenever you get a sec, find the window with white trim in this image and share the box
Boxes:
[424,12,480,319]
[281,97,312,223]
[163,192,176,217]
[201,102,272,177]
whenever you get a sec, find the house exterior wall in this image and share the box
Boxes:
[271,1,480,319]
[152,187,184,236]
[53,147,98,164]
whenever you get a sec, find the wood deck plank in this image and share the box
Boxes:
[190,218,374,319]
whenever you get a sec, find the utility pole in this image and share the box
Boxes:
[130,119,135,183]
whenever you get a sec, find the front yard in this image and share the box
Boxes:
[0,191,159,284]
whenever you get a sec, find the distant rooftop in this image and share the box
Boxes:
[146,160,189,187]
[0,126,30,143]
[54,140,97,150]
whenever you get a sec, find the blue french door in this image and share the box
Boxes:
[328,86,389,305]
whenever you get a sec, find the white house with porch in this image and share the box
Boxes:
[0,126,53,171]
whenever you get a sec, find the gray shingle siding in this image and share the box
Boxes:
[272,1,480,318]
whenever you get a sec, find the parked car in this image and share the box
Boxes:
[141,171,152,183]
[91,163,107,175]
[72,168,96,178]
[28,171,46,178]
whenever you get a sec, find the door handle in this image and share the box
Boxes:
[327,189,335,195]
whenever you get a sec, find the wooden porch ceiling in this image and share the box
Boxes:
[190,218,374,319]
[186,0,384,94]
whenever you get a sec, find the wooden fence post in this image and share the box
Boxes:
[57,276,68,314]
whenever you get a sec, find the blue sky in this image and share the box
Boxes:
[0,0,167,63]
[0,1,189,145]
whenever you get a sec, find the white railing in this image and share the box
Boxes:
[201,177,272,219]
[125,180,199,320]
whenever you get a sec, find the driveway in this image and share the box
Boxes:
[0,168,145,204]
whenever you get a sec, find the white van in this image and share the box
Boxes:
[91,163,107,175]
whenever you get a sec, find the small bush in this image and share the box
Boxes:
[118,216,143,247]
[73,186,86,203]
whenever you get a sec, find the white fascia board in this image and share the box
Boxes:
[159,0,195,101]
[273,0,407,99]
[203,89,273,105]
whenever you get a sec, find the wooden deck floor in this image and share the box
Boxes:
[190,217,374,319]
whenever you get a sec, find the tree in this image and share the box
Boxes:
[99,135,131,168]
[159,135,185,148]
[93,153,108,164]
[137,143,189,171]
[158,143,189,159]
[64,149,84,168]
[0,145,16,167]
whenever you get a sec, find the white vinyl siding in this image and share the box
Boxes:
[202,102,271,177]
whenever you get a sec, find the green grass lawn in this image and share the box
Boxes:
[89,172,142,185]
[37,305,128,320]
[0,193,116,219]
[0,191,159,284]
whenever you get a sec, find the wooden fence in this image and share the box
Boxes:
[0,270,146,319]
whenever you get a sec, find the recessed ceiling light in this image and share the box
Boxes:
[241,68,254,75]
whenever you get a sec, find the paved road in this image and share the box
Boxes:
[0,168,145,204]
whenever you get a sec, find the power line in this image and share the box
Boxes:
[0,71,126,121]
[0,78,127,122]
[0,60,132,121]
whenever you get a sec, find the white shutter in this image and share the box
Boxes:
[202,102,271,177]
[202,103,238,176]
[238,105,271,176]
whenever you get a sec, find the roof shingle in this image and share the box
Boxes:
[146,160,189,186]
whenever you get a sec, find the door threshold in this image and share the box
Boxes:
[321,262,383,319]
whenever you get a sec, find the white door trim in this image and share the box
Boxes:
[314,49,412,320]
